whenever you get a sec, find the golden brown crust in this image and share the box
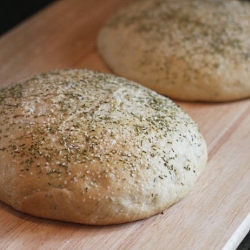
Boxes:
[0,69,207,225]
[97,0,250,102]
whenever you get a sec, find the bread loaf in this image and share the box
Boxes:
[0,69,207,225]
[97,0,250,101]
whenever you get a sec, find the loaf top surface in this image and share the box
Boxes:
[0,69,207,225]
[98,0,250,101]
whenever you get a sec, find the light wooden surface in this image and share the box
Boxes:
[0,0,250,249]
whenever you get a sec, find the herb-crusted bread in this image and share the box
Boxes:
[97,0,250,102]
[0,69,207,225]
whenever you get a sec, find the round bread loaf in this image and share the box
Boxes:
[97,0,250,102]
[0,69,207,225]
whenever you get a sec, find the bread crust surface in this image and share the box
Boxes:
[0,69,207,224]
[98,0,250,101]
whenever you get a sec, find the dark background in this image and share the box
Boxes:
[0,0,55,36]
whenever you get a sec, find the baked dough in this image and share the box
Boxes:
[0,69,207,225]
[97,0,250,102]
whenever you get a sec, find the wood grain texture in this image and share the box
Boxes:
[0,0,249,249]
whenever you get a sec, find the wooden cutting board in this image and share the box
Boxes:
[0,0,249,249]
